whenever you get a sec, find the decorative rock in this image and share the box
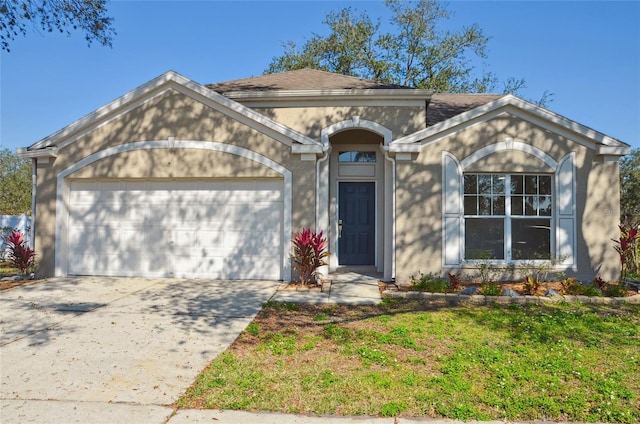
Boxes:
[545,288,560,297]
[460,287,479,295]
[1,275,23,281]
[501,288,520,297]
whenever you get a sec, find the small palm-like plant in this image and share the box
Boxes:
[292,228,329,285]
[447,272,463,292]
[523,275,541,295]
[4,231,36,277]
[613,225,638,281]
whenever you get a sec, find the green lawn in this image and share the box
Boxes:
[177,300,640,423]
[0,261,19,277]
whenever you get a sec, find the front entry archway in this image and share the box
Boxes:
[317,119,395,281]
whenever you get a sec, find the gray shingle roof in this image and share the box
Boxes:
[427,93,503,126]
[207,69,503,126]
[206,68,411,93]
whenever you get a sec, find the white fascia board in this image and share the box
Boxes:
[597,144,630,156]
[27,71,320,152]
[392,108,509,148]
[236,98,427,108]
[223,88,432,103]
[16,147,58,159]
[502,95,628,148]
[391,94,629,153]
[388,143,421,153]
[291,144,324,154]
[29,71,183,150]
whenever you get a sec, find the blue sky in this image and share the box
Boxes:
[1,1,639,151]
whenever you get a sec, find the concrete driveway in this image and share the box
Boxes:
[0,277,280,422]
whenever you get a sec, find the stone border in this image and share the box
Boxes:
[383,290,640,305]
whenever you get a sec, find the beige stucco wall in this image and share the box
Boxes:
[394,114,621,283]
[33,89,318,277]
[255,105,426,139]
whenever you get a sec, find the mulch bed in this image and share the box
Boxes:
[0,278,35,291]
[387,280,637,297]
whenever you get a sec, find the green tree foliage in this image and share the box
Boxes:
[267,0,548,103]
[0,148,31,215]
[0,0,116,52]
[620,147,640,228]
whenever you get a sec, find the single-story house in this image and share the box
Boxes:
[18,69,630,282]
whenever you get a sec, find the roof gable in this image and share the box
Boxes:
[22,71,320,157]
[390,94,629,157]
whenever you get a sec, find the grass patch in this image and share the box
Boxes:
[177,300,640,423]
[0,261,19,277]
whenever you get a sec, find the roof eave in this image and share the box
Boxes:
[221,88,433,102]
[25,71,321,152]
[17,147,58,159]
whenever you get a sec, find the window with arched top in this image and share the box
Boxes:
[442,145,576,268]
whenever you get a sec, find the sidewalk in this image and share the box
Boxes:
[1,400,573,424]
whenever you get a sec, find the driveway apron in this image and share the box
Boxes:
[0,277,280,407]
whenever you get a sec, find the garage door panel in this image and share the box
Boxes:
[226,230,280,251]
[254,203,283,228]
[224,256,280,280]
[68,204,98,224]
[174,255,224,279]
[144,228,173,255]
[70,253,121,276]
[119,251,145,274]
[68,179,284,279]
[225,203,282,230]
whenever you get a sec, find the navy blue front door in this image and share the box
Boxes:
[338,182,375,265]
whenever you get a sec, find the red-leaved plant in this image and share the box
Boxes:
[612,225,638,281]
[4,231,36,277]
[292,228,329,285]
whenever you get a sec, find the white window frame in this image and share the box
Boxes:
[441,142,576,269]
[461,173,554,264]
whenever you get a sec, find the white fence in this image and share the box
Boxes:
[1,214,32,260]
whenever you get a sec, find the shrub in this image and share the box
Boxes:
[292,228,329,285]
[560,277,578,294]
[612,225,638,281]
[522,275,541,295]
[591,276,607,291]
[604,283,628,298]
[560,277,602,296]
[4,231,35,277]
[447,272,463,292]
[408,272,447,293]
[479,282,501,296]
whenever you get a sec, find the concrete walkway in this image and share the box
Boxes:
[0,277,280,423]
[270,266,383,305]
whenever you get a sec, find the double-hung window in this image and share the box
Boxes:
[463,174,552,261]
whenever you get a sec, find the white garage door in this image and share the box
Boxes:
[67,179,283,279]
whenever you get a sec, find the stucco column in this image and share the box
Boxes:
[383,149,395,281]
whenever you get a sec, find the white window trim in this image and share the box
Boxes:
[461,174,554,263]
[442,143,577,269]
